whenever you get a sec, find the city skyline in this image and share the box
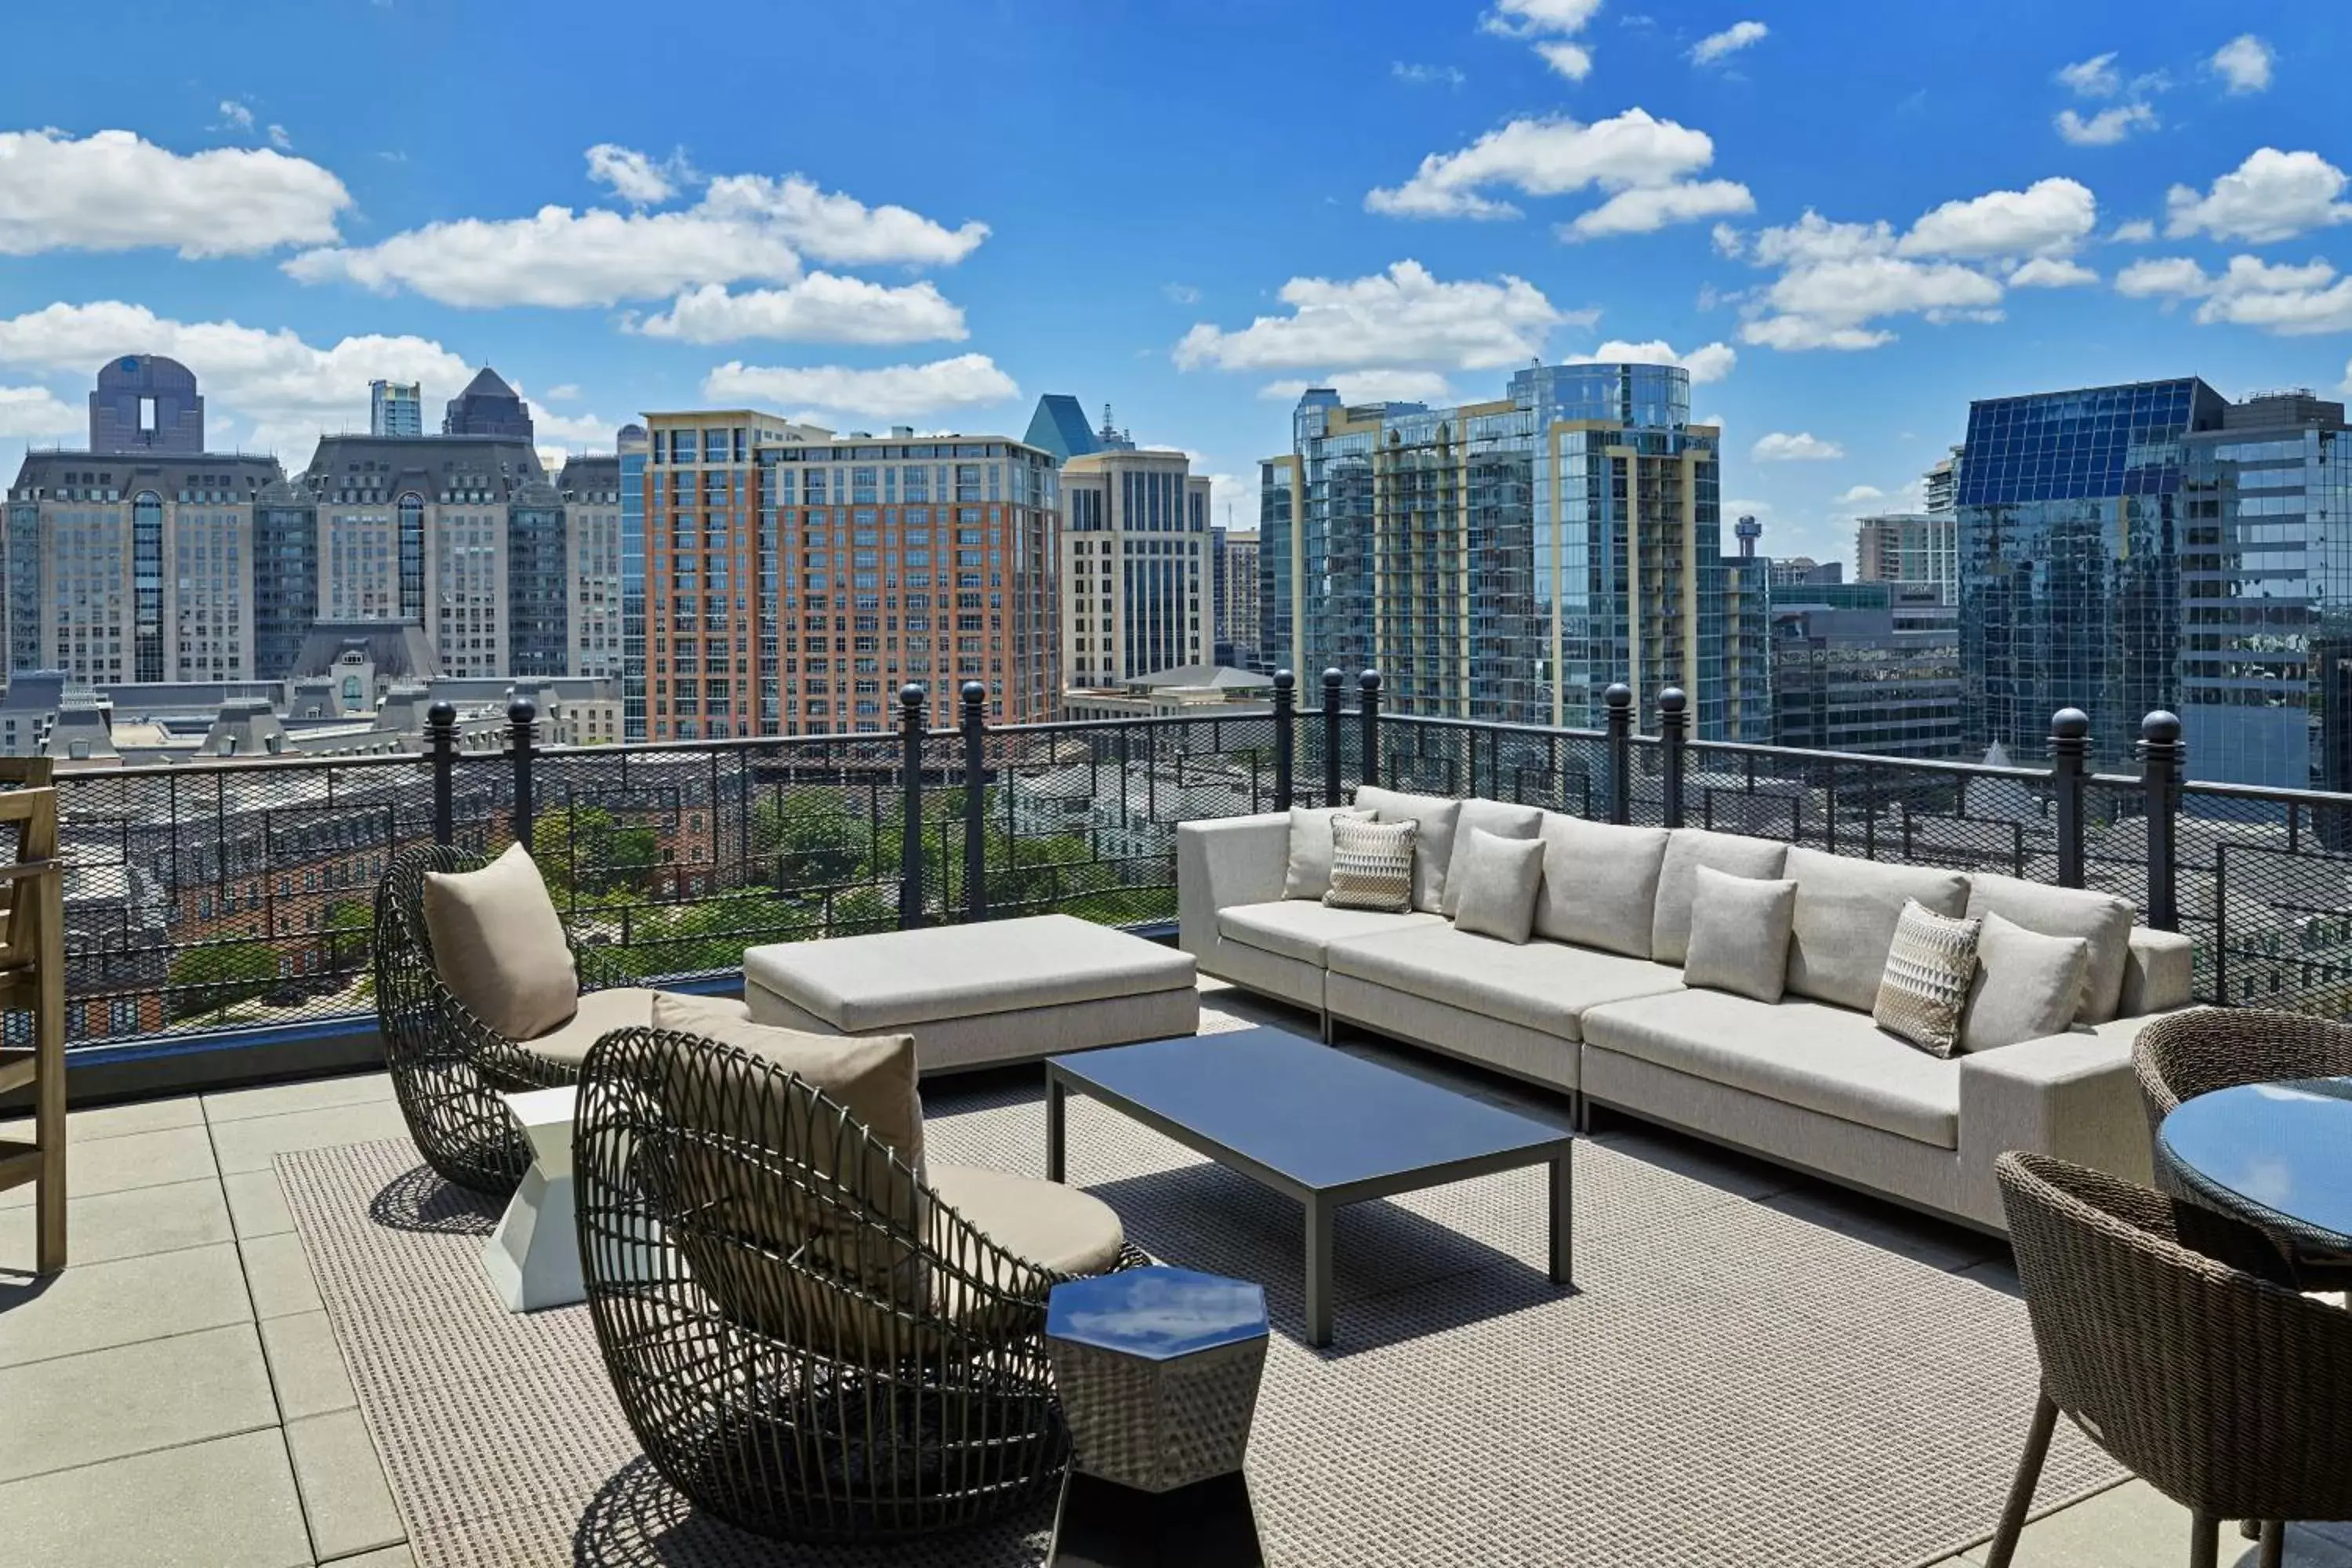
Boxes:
[0,4,2349,567]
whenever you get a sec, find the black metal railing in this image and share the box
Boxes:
[39,667,2352,1053]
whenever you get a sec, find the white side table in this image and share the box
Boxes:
[481,1085,582,1313]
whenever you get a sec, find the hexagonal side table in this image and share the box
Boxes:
[1046,1266,1269,1568]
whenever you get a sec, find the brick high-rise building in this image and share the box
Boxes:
[638,412,1062,739]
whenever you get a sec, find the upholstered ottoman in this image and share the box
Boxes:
[743,914,1200,1074]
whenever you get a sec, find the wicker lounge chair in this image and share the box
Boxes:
[1987,1151,2352,1568]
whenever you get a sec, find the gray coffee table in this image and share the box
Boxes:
[1047,1027,1574,1347]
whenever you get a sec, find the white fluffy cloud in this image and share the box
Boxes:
[2165,149,2352,243]
[0,299,469,452]
[1258,370,1457,405]
[1563,178,1754,239]
[216,100,256,132]
[1482,0,1602,34]
[532,408,619,451]
[1174,261,1580,373]
[2008,256,2099,288]
[2114,253,2352,335]
[1365,110,1737,236]
[702,354,1018,421]
[1751,431,1844,462]
[1691,21,1767,66]
[285,158,986,309]
[1535,42,1593,80]
[2111,218,2158,243]
[0,385,78,438]
[585,143,690,205]
[1835,485,1887,504]
[1900,178,2096,259]
[1567,338,1737,383]
[0,129,349,257]
[2210,34,2274,95]
[629,277,966,344]
[2056,104,2158,147]
[2055,53,2122,98]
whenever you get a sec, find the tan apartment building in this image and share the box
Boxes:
[1060,448,1210,688]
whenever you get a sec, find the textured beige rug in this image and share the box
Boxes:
[280,1073,2122,1568]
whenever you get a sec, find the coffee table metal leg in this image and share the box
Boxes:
[1549,1152,1573,1288]
[1047,1073,1067,1184]
[1304,1192,1334,1347]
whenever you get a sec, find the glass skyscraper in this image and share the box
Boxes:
[1259,364,1756,735]
[1957,378,2227,767]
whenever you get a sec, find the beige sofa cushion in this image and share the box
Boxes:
[1962,913,2091,1053]
[1442,799,1544,916]
[1581,989,1962,1148]
[1964,873,2135,1024]
[1354,785,1464,913]
[1450,829,1547,944]
[1282,806,1371,901]
[1651,829,1790,965]
[1217,900,1440,966]
[1782,848,1968,1012]
[1536,815,1671,958]
[423,841,579,1041]
[1684,867,1796,1004]
[1328,923,1685,1044]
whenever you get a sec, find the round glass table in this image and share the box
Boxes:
[2157,1077,2352,1257]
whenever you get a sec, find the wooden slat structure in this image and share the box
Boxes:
[0,757,69,1272]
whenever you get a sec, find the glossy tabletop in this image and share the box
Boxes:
[1046,1266,1269,1359]
[2158,1076,2352,1252]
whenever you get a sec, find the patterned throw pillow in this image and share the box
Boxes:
[1872,898,1983,1058]
[1322,815,1417,913]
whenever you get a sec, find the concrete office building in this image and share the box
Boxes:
[1060,448,1210,687]
[441,367,535,441]
[637,412,1062,739]
[369,380,423,437]
[1261,363,1759,735]
[1855,513,1958,604]
[1211,525,1261,669]
[557,455,625,681]
[1924,446,1962,517]
[89,354,205,455]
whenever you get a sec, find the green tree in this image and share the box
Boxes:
[321,898,372,971]
[168,939,281,1022]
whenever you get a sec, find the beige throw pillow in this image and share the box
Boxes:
[1282,807,1371,900]
[1650,829,1790,966]
[1323,815,1417,913]
[1441,799,1544,916]
[1962,913,2091,1053]
[1449,828,1547,944]
[1682,866,1798,1003]
[1873,900,1983,1058]
[421,841,579,1041]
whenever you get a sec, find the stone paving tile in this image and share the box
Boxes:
[240,1230,325,1319]
[286,1407,406,1561]
[0,1094,205,1145]
[0,1242,252,1369]
[260,1309,359,1421]
[0,1323,276,1483]
[222,1167,296,1239]
[203,1070,394,1124]
[0,1175,231,1269]
[1957,1479,2352,1565]
[331,1548,419,1567]
[0,1427,312,1568]
[0,1124,218,1208]
[207,1099,411,1175]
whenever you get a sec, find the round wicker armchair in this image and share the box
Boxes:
[372,843,600,1196]
[2133,1007,2352,1134]
[1987,1152,2352,1568]
[574,1025,1141,1544]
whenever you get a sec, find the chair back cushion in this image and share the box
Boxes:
[1353,785,1463,912]
[421,842,578,1041]
[1783,847,1968,1012]
[1535,815,1671,958]
[1651,829,1789,966]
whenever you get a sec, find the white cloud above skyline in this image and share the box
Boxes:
[628,277,967,344]
[2165,148,2352,243]
[1690,21,1767,66]
[1568,338,1737,383]
[2209,34,2275,94]
[1174,261,1584,373]
[702,354,1018,420]
[1752,430,1844,461]
[0,129,350,258]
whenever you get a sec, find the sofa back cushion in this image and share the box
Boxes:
[1537,815,1671,958]
[1282,806,1372,901]
[1354,785,1464,913]
[1963,873,2135,1023]
[1441,799,1544,916]
[1783,847,1969,1012]
[1651,829,1789,966]
[422,841,579,1042]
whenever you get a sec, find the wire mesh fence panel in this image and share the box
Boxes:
[2174,783,2352,1013]
[2080,775,2156,941]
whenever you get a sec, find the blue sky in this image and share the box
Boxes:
[4,0,2352,562]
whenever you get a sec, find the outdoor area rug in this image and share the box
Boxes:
[278,1076,2124,1568]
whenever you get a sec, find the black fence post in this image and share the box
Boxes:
[1358,670,1382,792]
[1321,668,1344,805]
[507,699,536,853]
[2050,707,2089,890]
[1271,670,1296,811]
[1604,683,1632,825]
[1660,688,1688,829]
[426,701,457,848]
[898,684,927,931]
[960,681,988,924]
[2140,710,2182,932]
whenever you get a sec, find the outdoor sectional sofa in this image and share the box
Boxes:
[1177,788,2197,1233]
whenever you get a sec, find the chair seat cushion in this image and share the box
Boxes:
[1327,924,1685,1043]
[928,1163,1127,1278]
[1216,900,1439,966]
[518,988,751,1069]
[1581,989,1962,1148]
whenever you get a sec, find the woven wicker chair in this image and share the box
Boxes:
[372,843,614,1196]
[574,1025,1145,1544]
[1987,1152,2352,1568]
